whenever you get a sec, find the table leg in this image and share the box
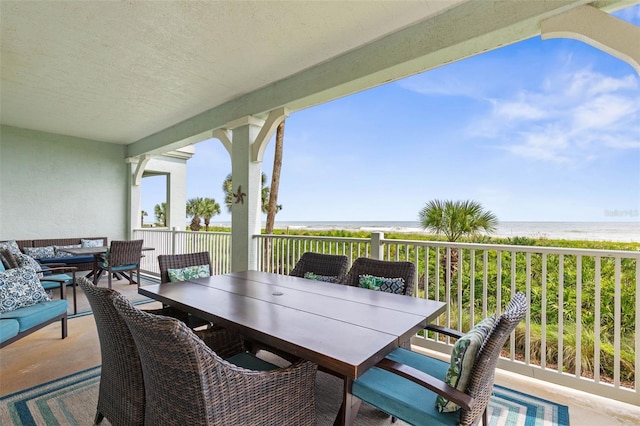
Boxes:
[334,377,361,426]
[91,255,98,284]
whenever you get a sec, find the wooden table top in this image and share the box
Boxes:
[139,271,446,378]
[59,246,154,255]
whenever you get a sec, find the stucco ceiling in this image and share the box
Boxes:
[1,0,465,144]
[1,1,634,150]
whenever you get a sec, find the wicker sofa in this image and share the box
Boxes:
[14,237,108,272]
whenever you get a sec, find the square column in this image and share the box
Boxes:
[230,117,264,271]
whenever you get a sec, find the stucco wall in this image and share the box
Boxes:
[0,125,128,241]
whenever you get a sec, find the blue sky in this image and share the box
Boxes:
[142,5,640,224]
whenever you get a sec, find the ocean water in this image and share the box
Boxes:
[267,221,640,243]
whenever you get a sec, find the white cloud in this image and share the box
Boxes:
[493,99,548,121]
[475,68,639,164]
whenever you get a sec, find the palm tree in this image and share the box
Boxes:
[223,173,281,214]
[187,197,204,231]
[418,199,498,242]
[140,210,148,227]
[200,198,221,231]
[265,120,284,234]
[419,200,498,284]
[154,203,167,227]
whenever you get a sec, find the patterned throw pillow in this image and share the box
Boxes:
[167,265,210,282]
[81,239,104,248]
[358,275,405,294]
[303,272,338,283]
[0,267,50,313]
[435,315,497,412]
[24,246,55,260]
[0,240,22,255]
[53,244,82,258]
[15,253,44,277]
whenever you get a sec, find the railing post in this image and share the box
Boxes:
[371,232,384,259]
[172,227,177,255]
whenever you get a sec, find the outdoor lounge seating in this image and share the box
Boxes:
[112,293,318,426]
[0,264,68,348]
[290,252,349,283]
[351,292,528,426]
[1,247,78,314]
[341,257,416,297]
[10,238,108,272]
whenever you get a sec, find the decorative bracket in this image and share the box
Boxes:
[251,107,290,162]
[133,154,151,186]
[541,5,640,75]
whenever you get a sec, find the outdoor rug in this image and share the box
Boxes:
[0,366,569,426]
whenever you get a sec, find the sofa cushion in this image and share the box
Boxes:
[0,240,21,255]
[436,315,497,412]
[15,253,44,277]
[168,264,210,282]
[0,319,20,343]
[353,348,458,426]
[0,300,68,331]
[40,255,94,265]
[81,239,104,248]
[23,246,55,260]
[0,267,50,313]
[303,272,339,283]
[359,274,405,294]
[53,244,82,258]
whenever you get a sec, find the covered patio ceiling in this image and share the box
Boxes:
[1,0,636,158]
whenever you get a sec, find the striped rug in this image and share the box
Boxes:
[1,366,569,425]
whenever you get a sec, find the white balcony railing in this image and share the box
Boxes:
[134,228,231,276]
[134,228,639,406]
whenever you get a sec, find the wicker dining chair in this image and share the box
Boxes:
[341,257,416,297]
[351,292,528,426]
[94,240,143,289]
[78,276,145,425]
[113,294,318,426]
[148,252,213,328]
[290,252,349,283]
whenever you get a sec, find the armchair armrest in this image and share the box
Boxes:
[40,265,78,275]
[424,323,465,340]
[375,358,474,411]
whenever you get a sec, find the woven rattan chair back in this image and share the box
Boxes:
[108,240,143,267]
[290,252,349,283]
[459,292,528,425]
[341,257,416,297]
[78,277,144,426]
[113,295,318,426]
[158,252,212,283]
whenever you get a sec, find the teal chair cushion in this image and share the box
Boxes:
[225,352,279,371]
[0,319,19,343]
[98,262,138,271]
[0,300,68,331]
[39,273,73,290]
[352,348,460,426]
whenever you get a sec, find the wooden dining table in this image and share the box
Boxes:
[138,270,446,425]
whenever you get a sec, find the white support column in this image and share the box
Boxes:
[228,116,265,271]
[541,5,640,76]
